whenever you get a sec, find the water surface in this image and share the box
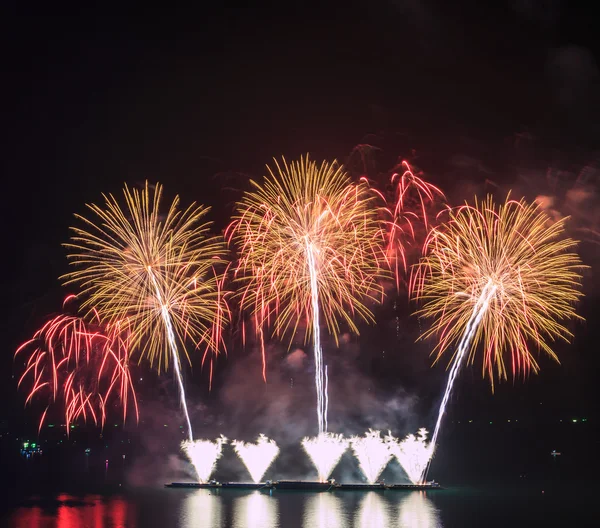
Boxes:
[3,483,596,527]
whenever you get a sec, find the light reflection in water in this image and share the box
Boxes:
[355,492,390,528]
[398,491,442,528]
[303,492,344,528]
[10,506,43,528]
[232,491,278,528]
[179,489,222,527]
[8,495,135,528]
[7,489,442,528]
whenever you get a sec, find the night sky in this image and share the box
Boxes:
[1,2,599,435]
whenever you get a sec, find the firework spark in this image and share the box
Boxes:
[390,429,434,485]
[228,156,387,433]
[349,430,395,484]
[359,159,445,290]
[302,432,348,482]
[383,161,445,288]
[181,435,227,483]
[232,434,280,483]
[15,310,137,432]
[411,195,584,480]
[62,182,229,441]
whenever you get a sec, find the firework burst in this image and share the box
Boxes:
[369,161,445,289]
[62,182,229,440]
[411,194,584,479]
[412,194,584,382]
[228,156,388,432]
[15,308,137,432]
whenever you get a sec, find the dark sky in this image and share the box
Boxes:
[1,2,599,430]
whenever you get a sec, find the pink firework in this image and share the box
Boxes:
[15,303,138,432]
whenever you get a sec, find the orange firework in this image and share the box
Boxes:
[15,307,138,432]
[228,155,388,346]
[62,182,229,375]
[227,155,388,432]
[411,194,585,384]
[61,182,229,440]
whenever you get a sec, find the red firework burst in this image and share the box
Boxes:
[15,305,138,433]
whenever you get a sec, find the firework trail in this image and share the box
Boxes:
[302,432,348,482]
[232,434,280,483]
[181,436,227,483]
[349,429,395,484]
[228,156,387,433]
[411,195,584,480]
[15,307,137,432]
[146,267,193,440]
[62,182,229,441]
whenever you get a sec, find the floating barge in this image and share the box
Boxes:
[165,480,442,491]
[166,482,221,489]
[221,482,273,490]
[335,483,387,491]
[386,483,443,491]
[165,481,272,490]
[272,480,336,491]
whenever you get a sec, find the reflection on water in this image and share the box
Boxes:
[355,492,390,528]
[232,491,278,528]
[303,491,344,528]
[179,490,222,527]
[7,490,442,528]
[5,484,594,527]
[8,494,135,528]
[398,492,442,528]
